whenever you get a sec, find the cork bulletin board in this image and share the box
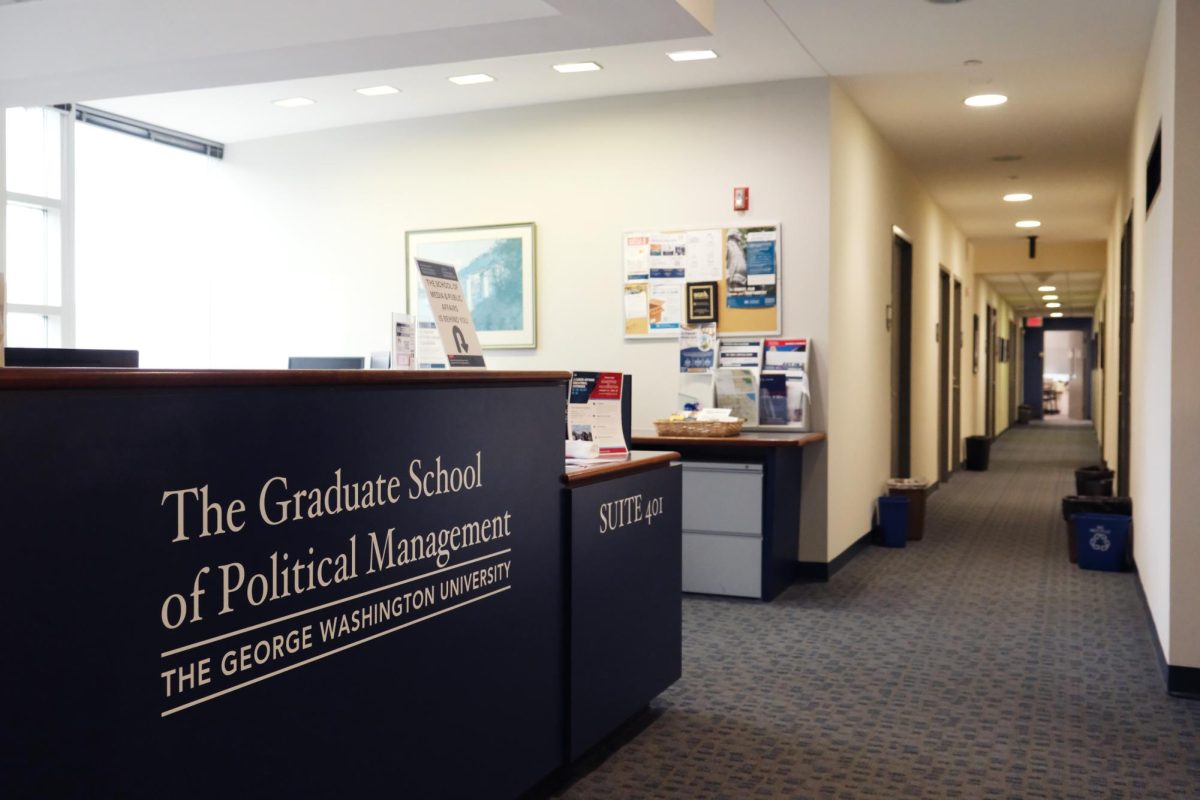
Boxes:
[622,223,781,339]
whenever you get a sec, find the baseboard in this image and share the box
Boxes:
[796,530,871,582]
[1167,666,1200,699]
[1133,567,1200,700]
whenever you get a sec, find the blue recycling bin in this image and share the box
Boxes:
[877,496,909,548]
[1074,513,1131,572]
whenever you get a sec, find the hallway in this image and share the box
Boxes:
[564,426,1200,799]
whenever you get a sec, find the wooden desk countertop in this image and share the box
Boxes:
[632,430,826,448]
[563,450,681,485]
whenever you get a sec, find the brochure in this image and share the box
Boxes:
[717,337,763,368]
[390,312,415,370]
[679,323,717,372]
[714,367,760,426]
[759,372,789,425]
[415,321,449,369]
[763,338,808,371]
[567,371,629,461]
[787,370,809,427]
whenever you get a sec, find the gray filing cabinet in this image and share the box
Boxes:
[680,461,763,598]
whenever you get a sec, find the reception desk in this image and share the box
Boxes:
[0,369,680,799]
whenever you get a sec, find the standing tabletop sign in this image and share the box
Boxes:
[417,259,486,369]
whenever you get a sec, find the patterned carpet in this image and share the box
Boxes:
[560,425,1200,799]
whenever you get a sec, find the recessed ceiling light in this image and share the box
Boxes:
[1015,220,1041,228]
[273,97,315,108]
[1046,302,1062,308]
[553,61,602,73]
[356,85,400,96]
[667,49,718,62]
[1050,312,1064,318]
[1042,294,1059,300]
[965,93,1008,107]
[449,73,495,85]
[1004,192,1033,202]
[1038,285,1057,292]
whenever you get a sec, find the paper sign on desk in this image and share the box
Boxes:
[568,372,629,460]
[416,259,486,369]
[390,313,416,370]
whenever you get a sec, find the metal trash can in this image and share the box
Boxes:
[887,478,930,541]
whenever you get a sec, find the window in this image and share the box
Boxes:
[4,105,73,348]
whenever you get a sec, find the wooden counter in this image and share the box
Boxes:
[633,430,826,449]
[563,450,680,485]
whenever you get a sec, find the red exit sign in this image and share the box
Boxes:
[1027,316,1043,327]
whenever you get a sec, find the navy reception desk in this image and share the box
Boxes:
[632,431,826,601]
[0,369,681,799]
[563,451,681,760]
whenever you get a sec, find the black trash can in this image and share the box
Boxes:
[1017,404,1032,424]
[1075,465,1115,496]
[966,436,990,471]
[1062,496,1133,563]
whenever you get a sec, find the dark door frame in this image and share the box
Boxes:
[952,278,963,470]
[986,305,997,438]
[1118,211,1133,494]
[938,269,951,483]
[891,231,914,479]
[1008,314,1018,424]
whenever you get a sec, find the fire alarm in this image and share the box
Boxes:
[733,187,749,212]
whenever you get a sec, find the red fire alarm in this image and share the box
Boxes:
[733,186,749,211]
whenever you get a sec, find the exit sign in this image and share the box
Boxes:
[1027,316,1043,327]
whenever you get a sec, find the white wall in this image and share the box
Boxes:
[1117,0,1175,660]
[72,78,835,560]
[1,109,7,360]
[828,84,973,562]
[1043,331,1081,379]
[1168,0,1200,670]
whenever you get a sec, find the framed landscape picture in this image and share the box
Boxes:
[406,222,537,349]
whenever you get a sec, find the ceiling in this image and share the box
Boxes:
[983,271,1104,317]
[1,0,1164,251]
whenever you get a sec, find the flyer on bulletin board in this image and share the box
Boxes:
[725,226,778,309]
[624,282,650,335]
[648,280,683,332]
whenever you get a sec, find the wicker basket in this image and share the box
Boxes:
[653,418,744,437]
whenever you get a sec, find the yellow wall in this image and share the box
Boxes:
[828,84,976,561]
[972,240,1106,274]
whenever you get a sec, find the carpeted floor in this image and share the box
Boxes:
[561,425,1200,799]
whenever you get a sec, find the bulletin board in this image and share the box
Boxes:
[622,223,781,339]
